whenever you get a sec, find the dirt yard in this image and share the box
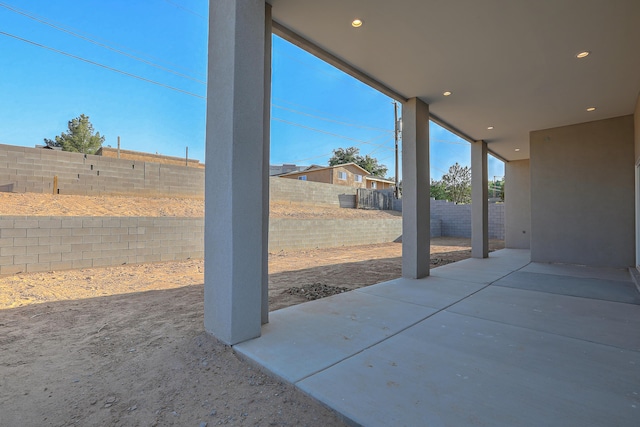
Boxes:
[0,193,503,426]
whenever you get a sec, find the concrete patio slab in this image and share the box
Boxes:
[521,262,632,282]
[494,271,640,304]
[235,290,438,383]
[448,285,640,351]
[429,264,514,284]
[436,249,531,272]
[235,249,640,426]
[357,276,487,310]
[298,311,640,427]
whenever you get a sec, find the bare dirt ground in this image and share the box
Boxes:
[0,193,399,220]
[0,193,503,426]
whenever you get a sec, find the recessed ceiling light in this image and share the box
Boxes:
[586,107,596,112]
[576,51,590,59]
[487,126,494,130]
[515,148,520,152]
[351,19,363,28]
[443,91,452,96]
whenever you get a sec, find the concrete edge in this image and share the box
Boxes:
[628,267,640,294]
[231,343,362,427]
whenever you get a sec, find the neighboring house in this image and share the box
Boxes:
[279,163,394,190]
[269,163,306,176]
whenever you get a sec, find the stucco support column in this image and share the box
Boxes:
[402,98,430,278]
[204,0,268,345]
[261,3,271,325]
[471,140,489,258]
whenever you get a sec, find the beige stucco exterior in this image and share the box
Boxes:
[280,163,393,190]
[366,177,393,190]
[635,92,640,163]
[505,159,531,249]
[530,115,635,268]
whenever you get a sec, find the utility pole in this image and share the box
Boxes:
[393,101,400,199]
[186,146,189,166]
[117,136,121,159]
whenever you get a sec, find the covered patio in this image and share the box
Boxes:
[236,249,640,426]
[203,0,640,425]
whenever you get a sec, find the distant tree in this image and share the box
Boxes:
[430,179,448,200]
[44,114,105,154]
[328,147,359,165]
[328,146,388,177]
[489,177,505,201]
[440,162,472,204]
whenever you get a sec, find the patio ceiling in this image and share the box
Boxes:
[268,0,640,161]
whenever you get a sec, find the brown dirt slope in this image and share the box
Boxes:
[0,193,401,219]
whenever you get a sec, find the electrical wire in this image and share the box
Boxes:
[163,0,207,20]
[0,31,206,99]
[274,97,376,124]
[288,134,393,164]
[272,117,394,150]
[0,2,206,84]
[275,48,376,93]
[272,104,393,134]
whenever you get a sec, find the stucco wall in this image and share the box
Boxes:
[530,115,635,267]
[635,93,640,163]
[505,159,531,249]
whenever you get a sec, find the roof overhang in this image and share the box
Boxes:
[269,0,640,161]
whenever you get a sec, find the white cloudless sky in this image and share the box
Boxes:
[0,0,503,181]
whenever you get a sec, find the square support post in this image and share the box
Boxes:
[471,140,489,258]
[402,98,430,278]
[261,3,272,325]
[204,0,269,345]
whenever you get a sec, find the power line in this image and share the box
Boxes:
[288,134,393,164]
[0,1,206,85]
[275,49,375,93]
[274,97,366,123]
[0,31,206,99]
[272,117,394,150]
[163,0,207,19]
[272,104,393,134]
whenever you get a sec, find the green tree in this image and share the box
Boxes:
[440,162,472,204]
[489,177,505,201]
[328,147,388,177]
[430,179,448,200]
[44,114,105,154]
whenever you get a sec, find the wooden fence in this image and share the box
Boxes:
[357,189,396,210]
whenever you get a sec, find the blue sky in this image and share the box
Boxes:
[0,0,503,181]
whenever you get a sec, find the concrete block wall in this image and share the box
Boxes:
[270,177,357,206]
[431,199,504,240]
[0,216,203,275]
[0,144,204,197]
[268,218,402,252]
[0,215,403,274]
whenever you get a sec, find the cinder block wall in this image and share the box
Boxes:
[269,218,402,251]
[270,177,357,207]
[0,215,404,275]
[431,199,504,240]
[0,144,204,197]
[0,216,204,275]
